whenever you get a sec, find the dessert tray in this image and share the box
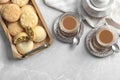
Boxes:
[0,0,53,59]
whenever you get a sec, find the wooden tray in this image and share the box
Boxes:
[0,0,53,59]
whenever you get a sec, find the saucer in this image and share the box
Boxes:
[86,29,114,57]
[53,16,84,44]
[77,0,104,28]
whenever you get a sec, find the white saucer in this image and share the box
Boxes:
[53,16,84,44]
[77,0,104,28]
[86,29,114,57]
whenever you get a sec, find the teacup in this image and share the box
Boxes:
[57,12,80,38]
[90,26,120,52]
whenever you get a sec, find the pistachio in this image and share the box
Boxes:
[14,32,29,44]
[25,27,34,40]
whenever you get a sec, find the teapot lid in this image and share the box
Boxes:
[90,0,111,8]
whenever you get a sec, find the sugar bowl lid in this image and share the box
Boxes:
[90,0,112,8]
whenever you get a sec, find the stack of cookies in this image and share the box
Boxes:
[0,0,47,56]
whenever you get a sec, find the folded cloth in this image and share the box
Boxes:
[44,0,77,12]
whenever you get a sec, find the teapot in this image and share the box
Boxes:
[82,0,114,18]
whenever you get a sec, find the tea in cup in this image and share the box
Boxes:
[91,27,119,52]
[57,12,80,38]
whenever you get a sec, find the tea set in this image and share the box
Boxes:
[47,0,120,57]
[53,12,84,46]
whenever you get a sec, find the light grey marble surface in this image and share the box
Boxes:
[0,0,120,80]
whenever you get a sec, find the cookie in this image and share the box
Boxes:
[14,32,29,44]
[8,22,24,36]
[33,26,47,42]
[16,40,34,54]
[0,0,9,3]
[11,0,29,7]
[12,45,23,58]
[2,4,21,22]
[21,5,35,13]
[25,27,35,40]
[20,12,38,28]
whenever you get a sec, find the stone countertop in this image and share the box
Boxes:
[0,0,120,80]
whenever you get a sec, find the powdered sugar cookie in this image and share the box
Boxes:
[11,0,29,7]
[21,5,35,13]
[33,26,47,42]
[20,12,38,28]
[2,4,21,22]
[16,40,34,54]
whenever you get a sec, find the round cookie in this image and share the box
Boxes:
[20,12,38,28]
[8,22,24,36]
[21,5,35,13]
[14,32,29,44]
[16,40,33,54]
[11,0,29,7]
[0,0,9,3]
[33,26,47,42]
[2,4,21,22]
